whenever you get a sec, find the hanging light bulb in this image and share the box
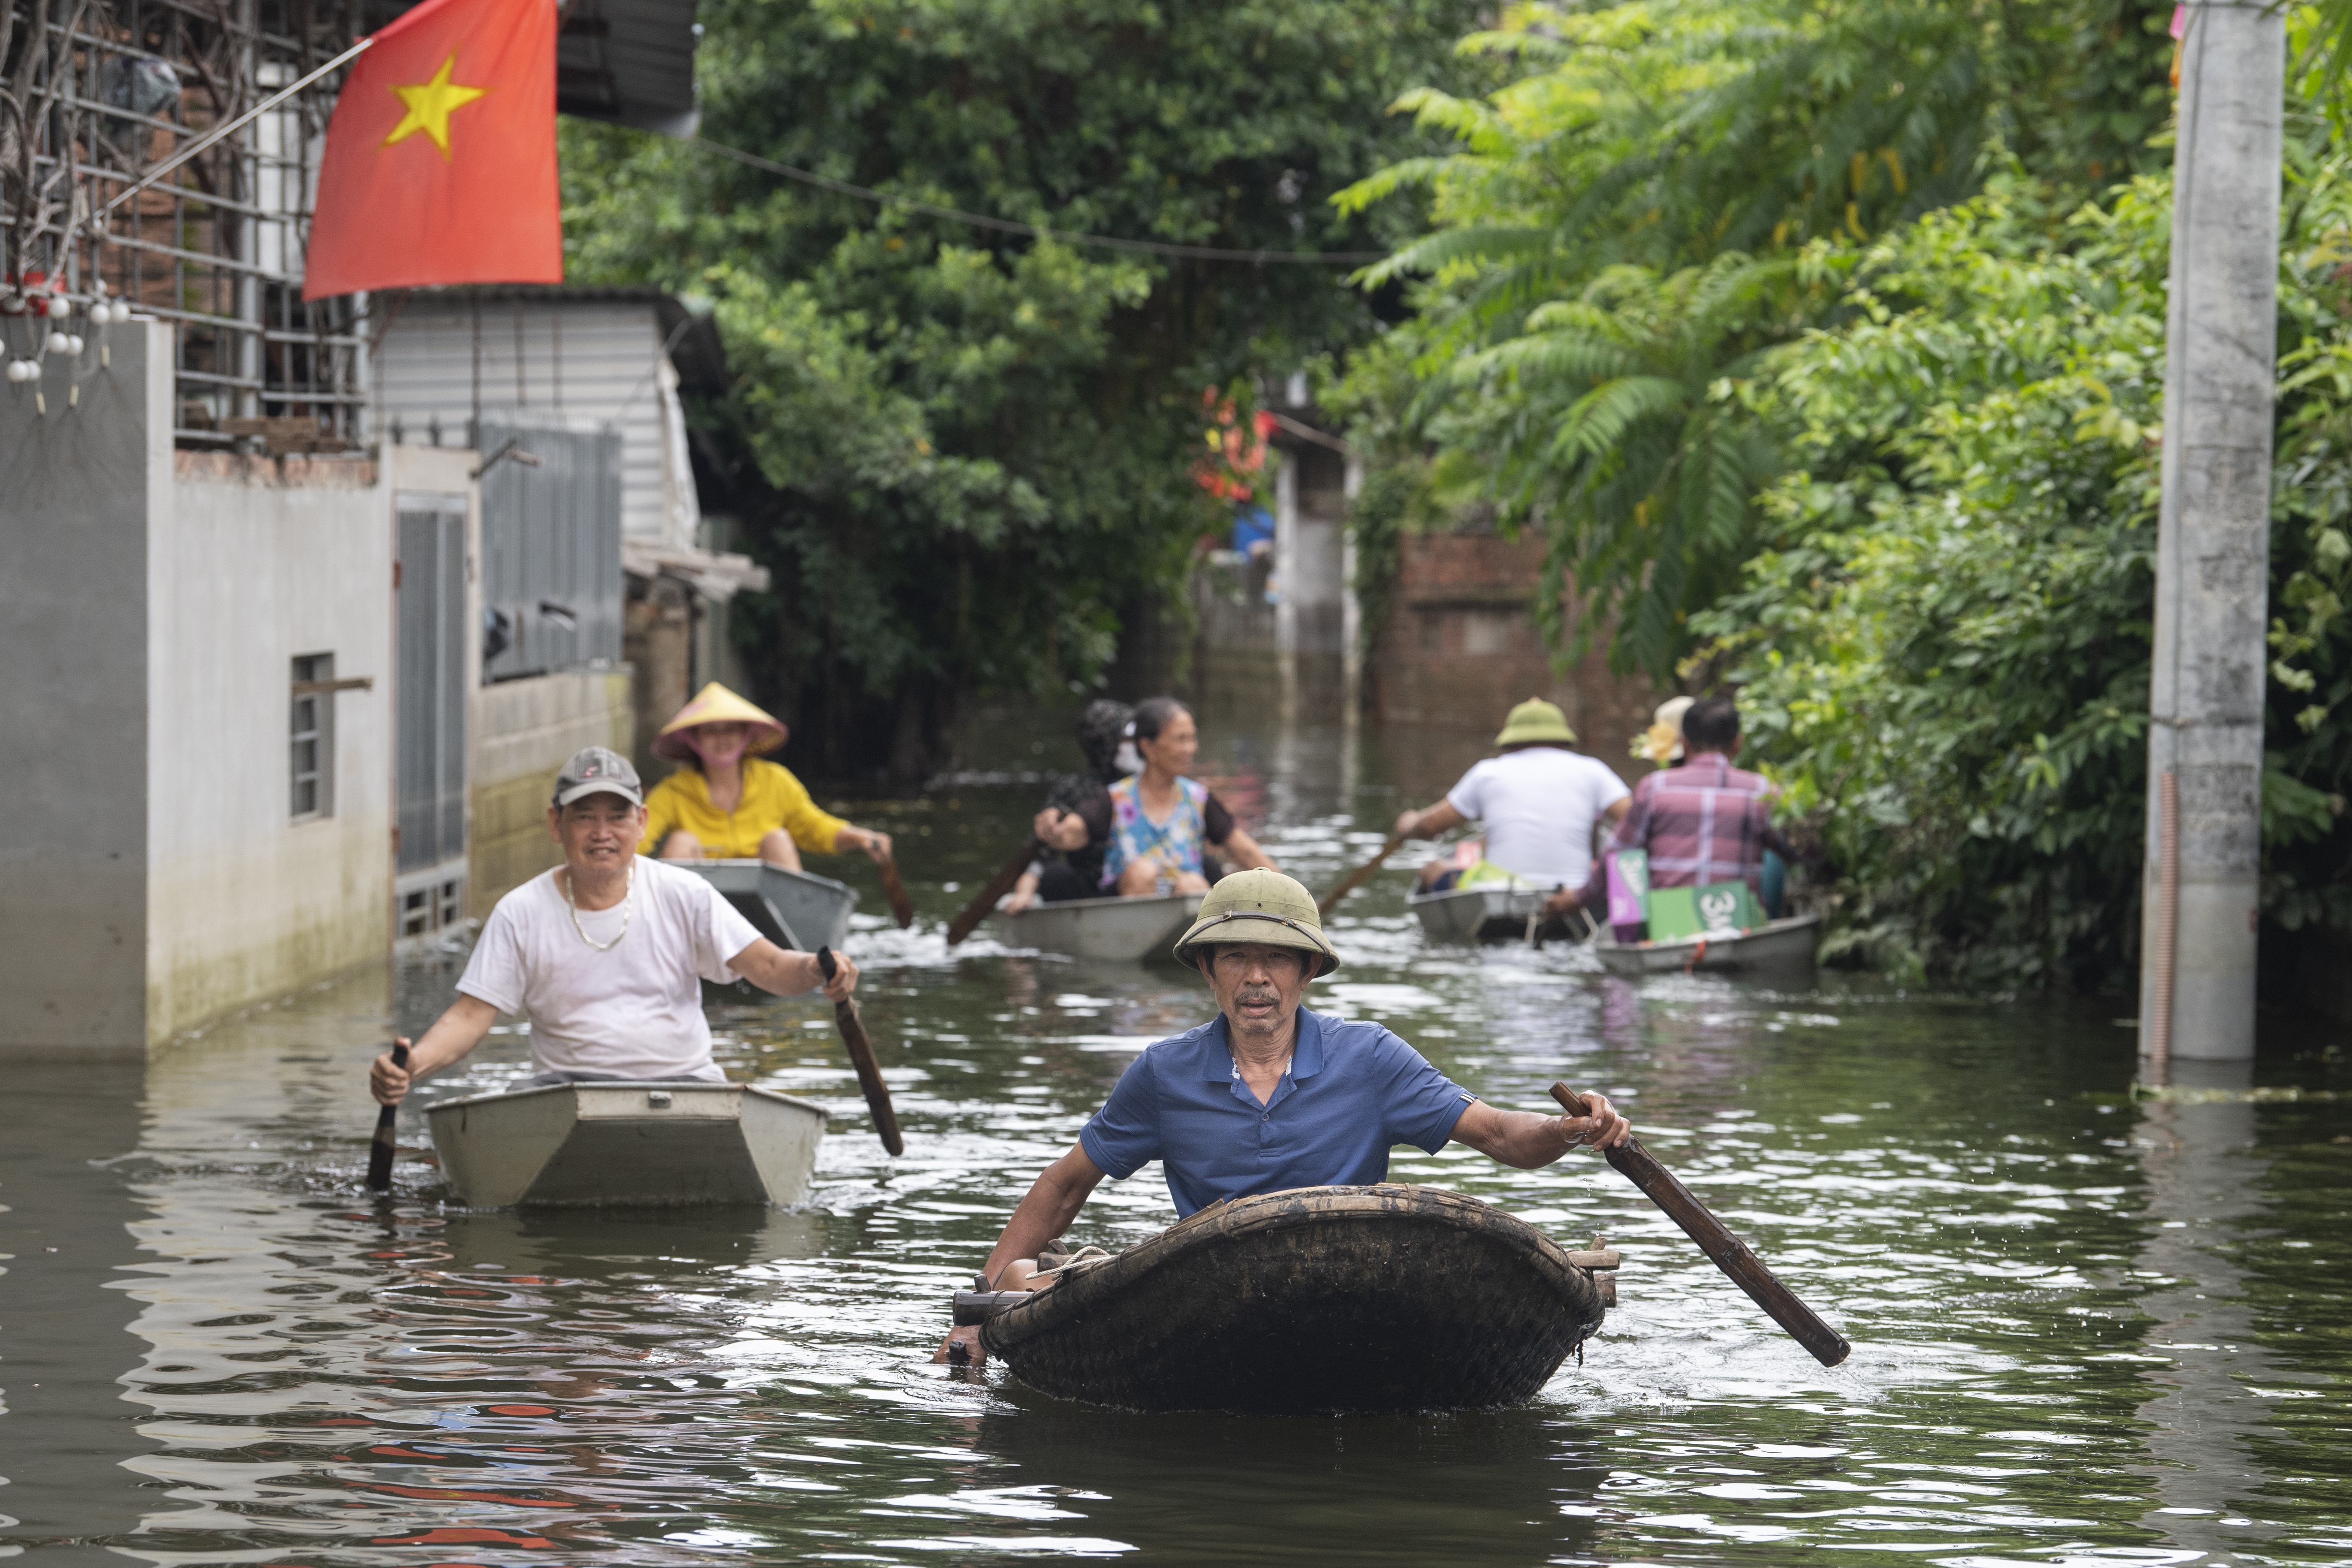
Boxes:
[46,330,70,354]
[64,334,84,356]
[45,295,71,319]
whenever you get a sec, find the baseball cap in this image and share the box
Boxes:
[552,746,643,808]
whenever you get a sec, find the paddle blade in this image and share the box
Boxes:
[1551,1083,1849,1367]
[946,838,1040,947]
[365,1041,409,1193]
[878,854,915,929]
[819,947,904,1155]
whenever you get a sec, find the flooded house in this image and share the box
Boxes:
[0,0,722,1048]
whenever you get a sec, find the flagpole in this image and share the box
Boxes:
[96,37,375,221]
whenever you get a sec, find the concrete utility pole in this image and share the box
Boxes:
[2140,0,2285,1069]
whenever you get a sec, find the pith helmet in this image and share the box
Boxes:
[1170,868,1340,979]
[653,682,789,762]
[1495,696,1576,748]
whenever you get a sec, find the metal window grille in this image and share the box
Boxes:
[1,0,387,447]
[290,649,332,818]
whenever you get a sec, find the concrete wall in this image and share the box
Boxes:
[471,668,633,915]
[0,318,169,1049]
[149,452,395,1043]
[1373,531,1663,789]
[0,317,404,1048]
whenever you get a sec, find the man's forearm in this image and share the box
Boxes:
[408,996,500,1080]
[980,1171,1092,1285]
[739,943,822,996]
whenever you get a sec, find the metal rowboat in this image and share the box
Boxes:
[992,891,1203,962]
[1406,880,1556,943]
[427,1081,826,1207]
[678,859,858,952]
[1594,912,1822,977]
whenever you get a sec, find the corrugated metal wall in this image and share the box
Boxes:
[376,301,695,546]
[477,414,626,681]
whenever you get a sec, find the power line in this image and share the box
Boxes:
[688,137,1386,266]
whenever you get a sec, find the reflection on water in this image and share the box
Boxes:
[2,716,2349,1564]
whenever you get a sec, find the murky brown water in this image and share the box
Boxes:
[4,714,2350,1565]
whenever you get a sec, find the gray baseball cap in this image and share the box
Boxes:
[553,746,643,808]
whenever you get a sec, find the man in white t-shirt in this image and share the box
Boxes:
[370,746,858,1105]
[1393,697,1631,903]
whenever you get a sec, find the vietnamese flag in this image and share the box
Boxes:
[302,0,559,300]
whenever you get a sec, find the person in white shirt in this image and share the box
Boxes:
[370,746,857,1105]
[1392,697,1632,907]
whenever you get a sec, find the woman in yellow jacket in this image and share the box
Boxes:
[638,683,893,871]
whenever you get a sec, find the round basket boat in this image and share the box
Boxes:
[977,1184,1608,1415]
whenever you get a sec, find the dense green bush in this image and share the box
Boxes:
[1331,0,2174,680]
[1703,128,2352,984]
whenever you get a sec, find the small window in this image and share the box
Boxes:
[291,653,336,820]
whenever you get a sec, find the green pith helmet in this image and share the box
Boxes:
[1170,868,1340,979]
[1494,696,1576,748]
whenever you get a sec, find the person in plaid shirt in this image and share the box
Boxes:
[1562,697,1799,922]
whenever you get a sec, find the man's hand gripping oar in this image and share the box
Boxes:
[1552,1083,1850,1367]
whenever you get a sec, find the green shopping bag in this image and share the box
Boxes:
[1645,879,1762,941]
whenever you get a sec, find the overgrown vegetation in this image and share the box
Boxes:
[1334,0,2352,980]
[563,0,1491,775]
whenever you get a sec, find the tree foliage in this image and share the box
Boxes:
[562,0,1490,774]
[1699,116,2352,983]
[1333,0,2175,678]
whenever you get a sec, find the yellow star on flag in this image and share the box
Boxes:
[383,54,490,159]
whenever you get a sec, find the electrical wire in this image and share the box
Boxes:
[688,137,1387,266]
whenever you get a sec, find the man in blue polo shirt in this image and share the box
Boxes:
[935,868,1632,1363]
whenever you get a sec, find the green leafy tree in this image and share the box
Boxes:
[1332,0,2174,677]
[563,0,1490,774]
[1700,115,2352,983]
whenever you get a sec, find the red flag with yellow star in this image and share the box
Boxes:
[302,0,559,300]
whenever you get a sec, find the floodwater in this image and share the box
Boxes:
[4,713,2350,1566]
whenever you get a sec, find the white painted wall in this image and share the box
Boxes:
[374,299,700,547]
[147,454,397,1043]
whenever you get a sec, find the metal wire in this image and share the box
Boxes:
[689,137,1390,266]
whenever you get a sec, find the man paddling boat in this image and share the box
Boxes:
[1575,696,1804,932]
[935,869,1630,1362]
[1392,697,1630,905]
[370,747,858,1107]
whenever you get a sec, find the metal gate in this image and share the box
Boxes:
[396,492,469,938]
[476,415,624,682]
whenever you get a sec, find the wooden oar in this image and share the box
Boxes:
[818,946,903,1154]
[877,851,915,928]
[365,1041,408,1193]
[1551,1083,1850,1367]
[1317,833,1405,916]
[945,838,1039,947]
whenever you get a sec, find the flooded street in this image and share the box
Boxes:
[5,715,2350,1566]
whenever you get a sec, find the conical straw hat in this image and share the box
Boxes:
[652,682,789,762]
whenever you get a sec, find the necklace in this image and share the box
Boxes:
[563,862,635,950]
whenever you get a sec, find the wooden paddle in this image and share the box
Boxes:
[365,1041,408,1193]
[1317,833,1406,916]
[877,851,915,928]
[1551,1083,1850,1367]
[945,838,1040,947]
[818,946,903,1155]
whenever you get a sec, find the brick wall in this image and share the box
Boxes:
[1374,532,1664,789]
